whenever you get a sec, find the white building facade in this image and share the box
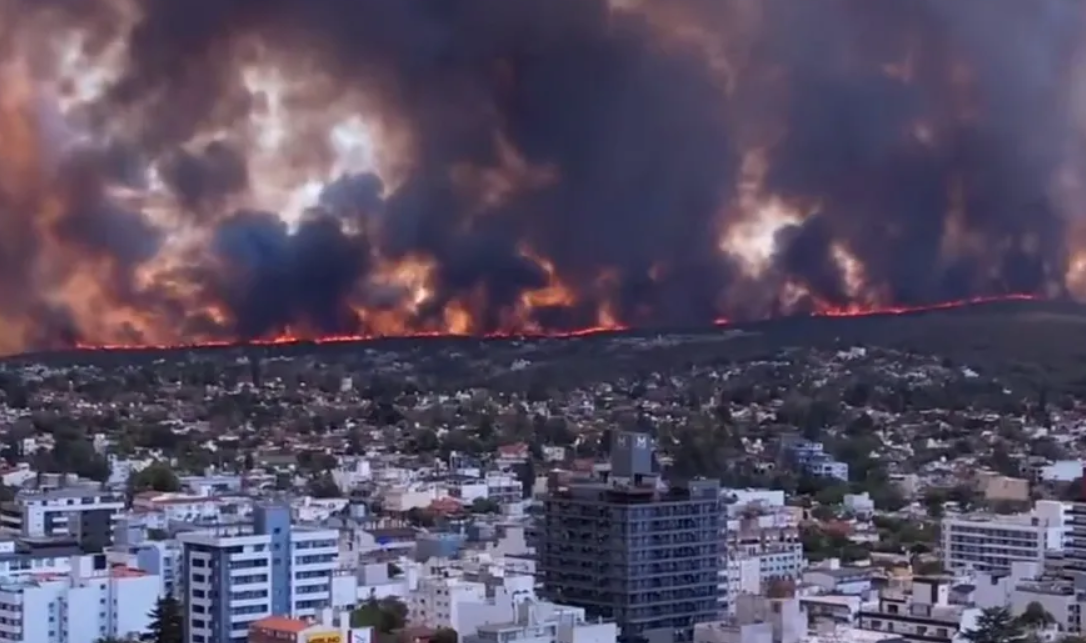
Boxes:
[942,502,1066,573]
[0,488,124,539]
[178,504,338,643]
[0,564,160,643]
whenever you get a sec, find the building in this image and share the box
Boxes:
[692,592,809,643]
[465,601,617,643]
[857,577,978,643]
[942,501,1066,573]
[178,504,339,643]
[248,614,365,643]
[405,565,535,635]
[779,439,849,482]
[723,497,804,611]
[0,536,92,578]
[535,430,722,643]
[484,473,523,504]
[0,488,124,543]
[107,538,183,599]
[1066,492,1086,590]
[0,562,160,643]
[1031,460,1084,484]
[977,472,1031,504]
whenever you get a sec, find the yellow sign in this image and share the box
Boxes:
[306,632,342,643]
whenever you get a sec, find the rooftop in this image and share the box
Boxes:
[249,615,310,634]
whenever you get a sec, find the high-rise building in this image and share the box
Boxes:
[535,430,722,643]
[178,504,339,643]
[0,487,124,543]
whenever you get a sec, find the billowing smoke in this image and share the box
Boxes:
[0,0,1083,353]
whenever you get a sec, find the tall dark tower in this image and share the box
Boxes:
[536,430,722,643]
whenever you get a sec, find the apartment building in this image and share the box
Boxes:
[0,536,92,578]
[0,488,124,546]
[107,540,183,599]
[484,473,523,504]
[1065,496,1086,590]
[406,566,534,635]
[536,431,722,642]
[0,562,160,643]
[178,504,338,643]
[465,601,617,643]
[942,501,1066,573]
[858,577,978,643]
[779,439,849,482]
[724,507,803,600]
[132,491,254,526]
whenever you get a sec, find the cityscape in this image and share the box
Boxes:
[2,1,1086,643]
[0,302,1079,643]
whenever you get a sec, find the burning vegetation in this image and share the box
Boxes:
[0,0,1083,354]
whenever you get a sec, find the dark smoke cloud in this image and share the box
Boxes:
[0,0,1083,349]
[210,209,370,336]
[161,140,249,219]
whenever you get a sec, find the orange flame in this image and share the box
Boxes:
[69,293,1039,354]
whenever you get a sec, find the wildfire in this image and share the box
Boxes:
[67,293,1041,354]
[0,1,1079,358]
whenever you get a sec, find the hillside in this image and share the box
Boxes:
[8,298,1086,395]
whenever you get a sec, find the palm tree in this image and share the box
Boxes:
[963,607,1028,643]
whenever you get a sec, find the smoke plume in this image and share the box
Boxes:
[0,0,1083,353]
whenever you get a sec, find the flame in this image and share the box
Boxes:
[68,293,1039,354]
[0,1,1075,358]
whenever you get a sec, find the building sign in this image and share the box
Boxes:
[305,632,342,643]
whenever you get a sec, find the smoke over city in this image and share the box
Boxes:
[0,0,1083,353]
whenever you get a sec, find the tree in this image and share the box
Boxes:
[962,607,1027,643]
[406,428,440,454]
[433,628,459,643]
[947,484,980,512]
[271,472,294,491]
[470,497,501,514]
[128,462,182,495]
[350,597,408,633]
[144,596,184,643]
[1017,601,1055,632]
[813,484,848,507]
[307,473,342,498]
[923,490,946,519]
